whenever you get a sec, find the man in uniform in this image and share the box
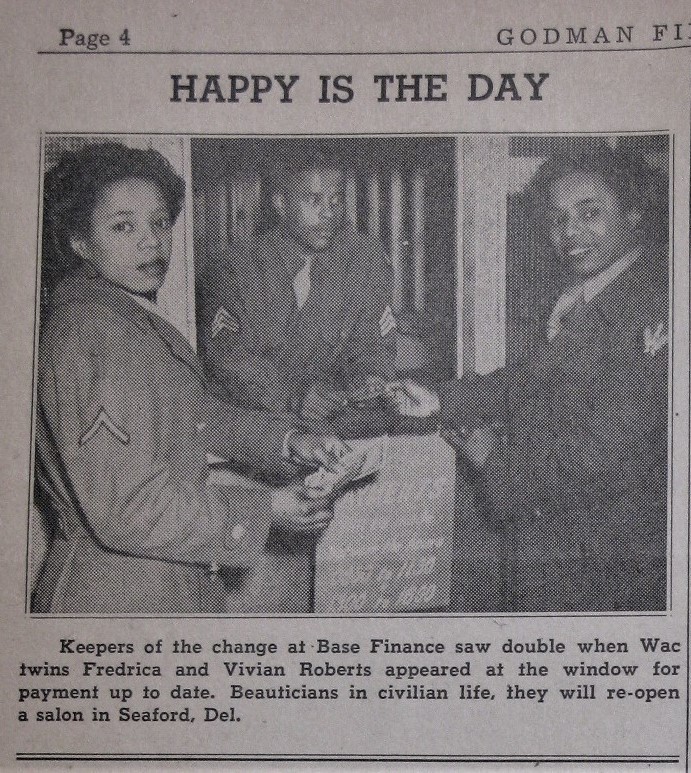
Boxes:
[198,144,397,436]
[385,149,669,612]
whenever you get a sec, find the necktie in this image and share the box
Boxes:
[292,256,312,310]
[547,284,585,341]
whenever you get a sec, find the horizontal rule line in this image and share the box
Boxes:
[29,609,670,619]
[44,131,671,137]
[15,754,682,762]
[35,44,691,56]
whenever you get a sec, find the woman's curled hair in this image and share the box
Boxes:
[43,141,185,275]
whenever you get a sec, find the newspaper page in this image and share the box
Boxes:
[0,0,689,767]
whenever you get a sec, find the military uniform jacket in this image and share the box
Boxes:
[198,225,396,413]
[438,253,668,612]
[33,268,298,614]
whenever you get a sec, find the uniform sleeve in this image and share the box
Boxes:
[198,262,293,411]
[340,244,397,387]
[198,388,304,480]
[437,367,510,432]
[38,305,274,568]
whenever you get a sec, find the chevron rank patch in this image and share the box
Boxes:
[211,306,241,338]
[79,407,130,447]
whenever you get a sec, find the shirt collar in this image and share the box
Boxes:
[275,222,355,278]
[126,290,159,315]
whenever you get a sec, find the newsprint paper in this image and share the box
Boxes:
[0,0,690,768]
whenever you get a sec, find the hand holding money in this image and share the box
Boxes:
[304,439,383,499]
[383,379,441,417]
[286,431,350,471]
[270,483,334,536]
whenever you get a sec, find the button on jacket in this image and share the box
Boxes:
[438,253,668,612]
[197,225,396,414]
[33,268,298,614]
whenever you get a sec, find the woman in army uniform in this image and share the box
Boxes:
[385,148,669,612]
[33,141,346,614]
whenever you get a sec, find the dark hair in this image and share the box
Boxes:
[43,141,185,275]
[523,148,668,245]
[267,141,346,194]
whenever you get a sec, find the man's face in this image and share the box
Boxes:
[71,177,173,294]
[274,167,345,252]
[547,171,640,278]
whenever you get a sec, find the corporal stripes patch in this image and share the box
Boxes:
[211,307,241,338]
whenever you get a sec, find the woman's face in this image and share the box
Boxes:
[547,171,640,278]
[72,177,174,294]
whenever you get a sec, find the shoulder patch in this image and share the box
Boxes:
[79,408,130,447]
[211,307,241,338]
[643,322,668,357]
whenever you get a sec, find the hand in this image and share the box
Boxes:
[301,383,348,421]
[383,378,441,417]
[441,423,498,469]
[347,375,386,407]
[287,431,350,471]
[270,483,335,536]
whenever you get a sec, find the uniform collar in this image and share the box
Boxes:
[551,246,642,317]
[582,246,642,304]
[50,267,151,331]
[50,268,203,376]
[125,289,181,332]
[588,244,667,321]
[271,223,356,279]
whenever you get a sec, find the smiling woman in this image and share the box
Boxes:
[523,150,668,278]
[545,172,641,277]
[384,141,670,612]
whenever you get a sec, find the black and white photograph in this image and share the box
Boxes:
[30,132,669,616]
[3,0,690,767]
